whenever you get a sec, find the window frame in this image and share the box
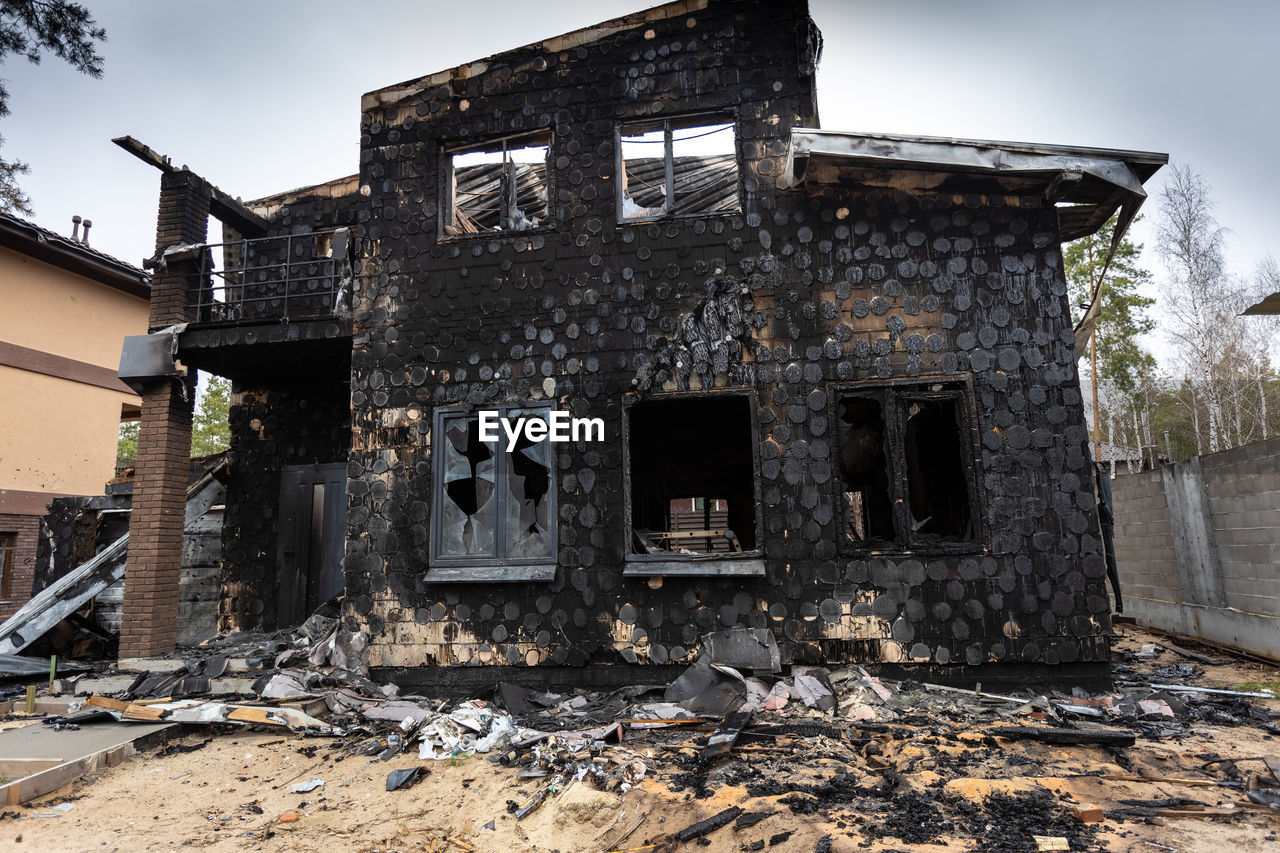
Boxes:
[0,532,13,599]
[830,376,987,557]
[614,110,742,224]
[426,403,558,583]
[621,388,765,577]
[439,129,555,242]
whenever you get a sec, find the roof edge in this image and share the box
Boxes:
[361,0,710,112]
[0,212,150,300]
[789,128,1169,170]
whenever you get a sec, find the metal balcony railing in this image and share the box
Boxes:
[187,228,353,324]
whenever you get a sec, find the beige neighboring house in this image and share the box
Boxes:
[0,212,150,619]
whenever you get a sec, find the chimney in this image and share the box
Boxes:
[71,215,81,242]
[81,219,92,247]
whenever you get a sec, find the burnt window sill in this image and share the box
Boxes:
[437,225,555,245]
[841,541,985,558]
[424,564,556,583]
[615,209,741,229]
[623,556,765,578]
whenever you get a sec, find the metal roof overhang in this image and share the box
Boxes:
[1243,291,1280,316]
[781,129,1168,353]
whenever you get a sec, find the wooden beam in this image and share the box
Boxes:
[113,136,269,236]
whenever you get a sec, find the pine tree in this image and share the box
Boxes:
[191,375,231,457]
[1064,215,1157,394]
[0,1,106,214]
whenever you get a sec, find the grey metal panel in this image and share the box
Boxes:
[1161,457,1226,608]
[117,325,187,392]
[277,463,348,623]
[0,533,128,654]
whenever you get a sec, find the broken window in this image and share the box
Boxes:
[628,394,758,556]
[838,393,896,547]
[836,382,979,553]
[443,131,551,236]
[431,406,555,567]
[618,115,740,221]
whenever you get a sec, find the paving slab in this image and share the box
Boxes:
[117,658,186,673]
[0,719,172,762]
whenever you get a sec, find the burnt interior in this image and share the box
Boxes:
[838,393,895,548]
[620,116,740,220]
[629,395,757,554]
[446,132,551,235]
[903,396,973,543]
[838,386,977,552]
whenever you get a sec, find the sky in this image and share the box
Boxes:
[3,0,1278,355]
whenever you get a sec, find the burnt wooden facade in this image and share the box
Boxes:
[128,0,1166,674]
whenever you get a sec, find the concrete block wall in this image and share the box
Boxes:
[1110,470,1178,604]
[1202,439,1280,616]
[1111,435,1280,657]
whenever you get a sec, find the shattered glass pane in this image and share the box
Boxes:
[504,409,553,560]
[438,417,497,557]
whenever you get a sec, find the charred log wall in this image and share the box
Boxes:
[219,379,351,631]
[265,0,1108,670]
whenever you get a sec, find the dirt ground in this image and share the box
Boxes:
[4,625,1279,853]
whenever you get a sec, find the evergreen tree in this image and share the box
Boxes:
[0,1,106,214]
[191,374,231,457]
[1065,215,1157,393]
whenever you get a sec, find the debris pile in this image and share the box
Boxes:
[5,624,1279,849]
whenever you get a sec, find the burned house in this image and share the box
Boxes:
[116,0,1165,679]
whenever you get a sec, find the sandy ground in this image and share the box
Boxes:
[2,625,1278,853]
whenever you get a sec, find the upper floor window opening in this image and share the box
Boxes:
[443,130,552,237]
[617,115,740,222]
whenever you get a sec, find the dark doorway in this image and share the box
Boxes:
[276,463,347,627]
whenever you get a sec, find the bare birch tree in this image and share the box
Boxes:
[1156,166,1279,455]
[1157,165,1233,452]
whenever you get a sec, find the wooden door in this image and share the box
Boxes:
[276,463,347,627]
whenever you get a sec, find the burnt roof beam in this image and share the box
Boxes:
[113,136,269,237]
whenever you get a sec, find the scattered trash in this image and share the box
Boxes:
[703,710,750,757]
[675,806,742,842]
[6,618,1279,849]
[992,726,1137,747]
[385,767,425,791]
[31,802,75,818]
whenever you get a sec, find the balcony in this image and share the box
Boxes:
[174,228,356,382]
[188,227,353,325]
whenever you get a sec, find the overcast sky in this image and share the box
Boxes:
[4,0,1277,335]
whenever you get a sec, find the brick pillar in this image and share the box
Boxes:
[119,170,210,658]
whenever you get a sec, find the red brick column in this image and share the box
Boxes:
[119,170,210,658]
